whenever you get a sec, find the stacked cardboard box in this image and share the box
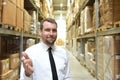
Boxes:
[0,0,2,22]
[16,0,24,9]
[24,9,32,33]
[2,0,17,27]
[0,53,20,80]
[80,10,85,35]
[0,70,13,80]
[1,0,24,32]
[97,35,120,80]
[85,41,95,73]
[16,7,23,31]
[103,35,120,80]
[0,58,9,74]
[99,0,120,26]
[97,36,104,80]
[84,6,94,33]
[5,53,20,69]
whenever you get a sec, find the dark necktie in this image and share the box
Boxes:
[48,47,58,80]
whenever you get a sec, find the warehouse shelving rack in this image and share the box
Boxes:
[0,0,44,54]
[0,0,45,79]
[66,0,120,80]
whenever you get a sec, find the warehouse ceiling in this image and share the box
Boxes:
[52,0,68,20]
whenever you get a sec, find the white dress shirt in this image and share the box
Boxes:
[20,42,70,80]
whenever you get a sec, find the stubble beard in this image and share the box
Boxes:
[45,37,57,46]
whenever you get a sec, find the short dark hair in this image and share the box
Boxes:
[40,18,57,30]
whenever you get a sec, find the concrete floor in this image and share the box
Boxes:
[67,50,96,80]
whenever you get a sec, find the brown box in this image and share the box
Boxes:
[24,9,32,33]
[114,55,120,80]
[16,0,24,9]
[84,6,93,33]
[103,35,120,80]
[16,7,23,31]
[9,0,16,5]
[2,0,16,27]
[0,0,2,10]
[3,53,20,69]
[0,0,2,22]
[0,58,9,74]
[8,53,20,69]
[99,0,120,26]
[97,36,104,80]
[0,37,1,57]
[11,67,19,80]
[0,70,13,80]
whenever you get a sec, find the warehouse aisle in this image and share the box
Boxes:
[67,50,96,80]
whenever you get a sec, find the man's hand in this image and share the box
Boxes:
[21,52,34,77]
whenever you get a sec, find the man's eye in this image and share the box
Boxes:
[45,29,50,31]
[53,29,57,32]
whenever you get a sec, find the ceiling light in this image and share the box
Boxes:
[60,3,63,7]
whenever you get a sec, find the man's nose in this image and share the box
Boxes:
[50,31,53,35]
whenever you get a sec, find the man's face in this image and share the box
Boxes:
[40,21,57,46]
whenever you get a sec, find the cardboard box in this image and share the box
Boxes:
[23,9,32,33]
[10,67,19,80]
[8,53,20,69]
[9,0,16,5]
[84,6,93,33]
[16,7,23,31]
[0,0,2,22]
[0,58,9,74]
[99,0,120,26]
[3,53,20,69]
[2,0,16,27]
[103,35,120,80]
[97,36,104,80]
[0,70,13,80]
[16,0,24,9]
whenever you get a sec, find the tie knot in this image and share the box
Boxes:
[48,47,52,51]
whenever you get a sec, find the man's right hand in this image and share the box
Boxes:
[21,52,34,77]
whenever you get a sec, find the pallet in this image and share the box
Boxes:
[84,29,95,34]
[114,21,120,28]
[0,23,15,31]
[96,25,113,32]
[90,69,95,77]
[15,27,22,32]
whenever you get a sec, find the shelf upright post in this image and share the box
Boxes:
[35,7,39,43]
[95,0,99,79]
[20,30,23,65]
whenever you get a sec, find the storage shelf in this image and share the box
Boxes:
[24,0,45,19]
[0,28,39,38]
[24,0,37,10]
[97,27,120,36]
[0,28,21,36]
[77,27,120,39]
[23,33,39,39]
[77,33,95,39]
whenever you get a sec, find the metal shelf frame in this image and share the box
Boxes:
[0,0,42,58]
[74,0,120,80]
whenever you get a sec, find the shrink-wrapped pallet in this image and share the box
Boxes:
[97,36,104,80]
[99,0,120,26]
[84,6,93,33]
[103,35,120,80]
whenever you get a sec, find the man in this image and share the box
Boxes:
[20,18,70,80]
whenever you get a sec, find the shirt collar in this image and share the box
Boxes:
[41,42,56,51]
